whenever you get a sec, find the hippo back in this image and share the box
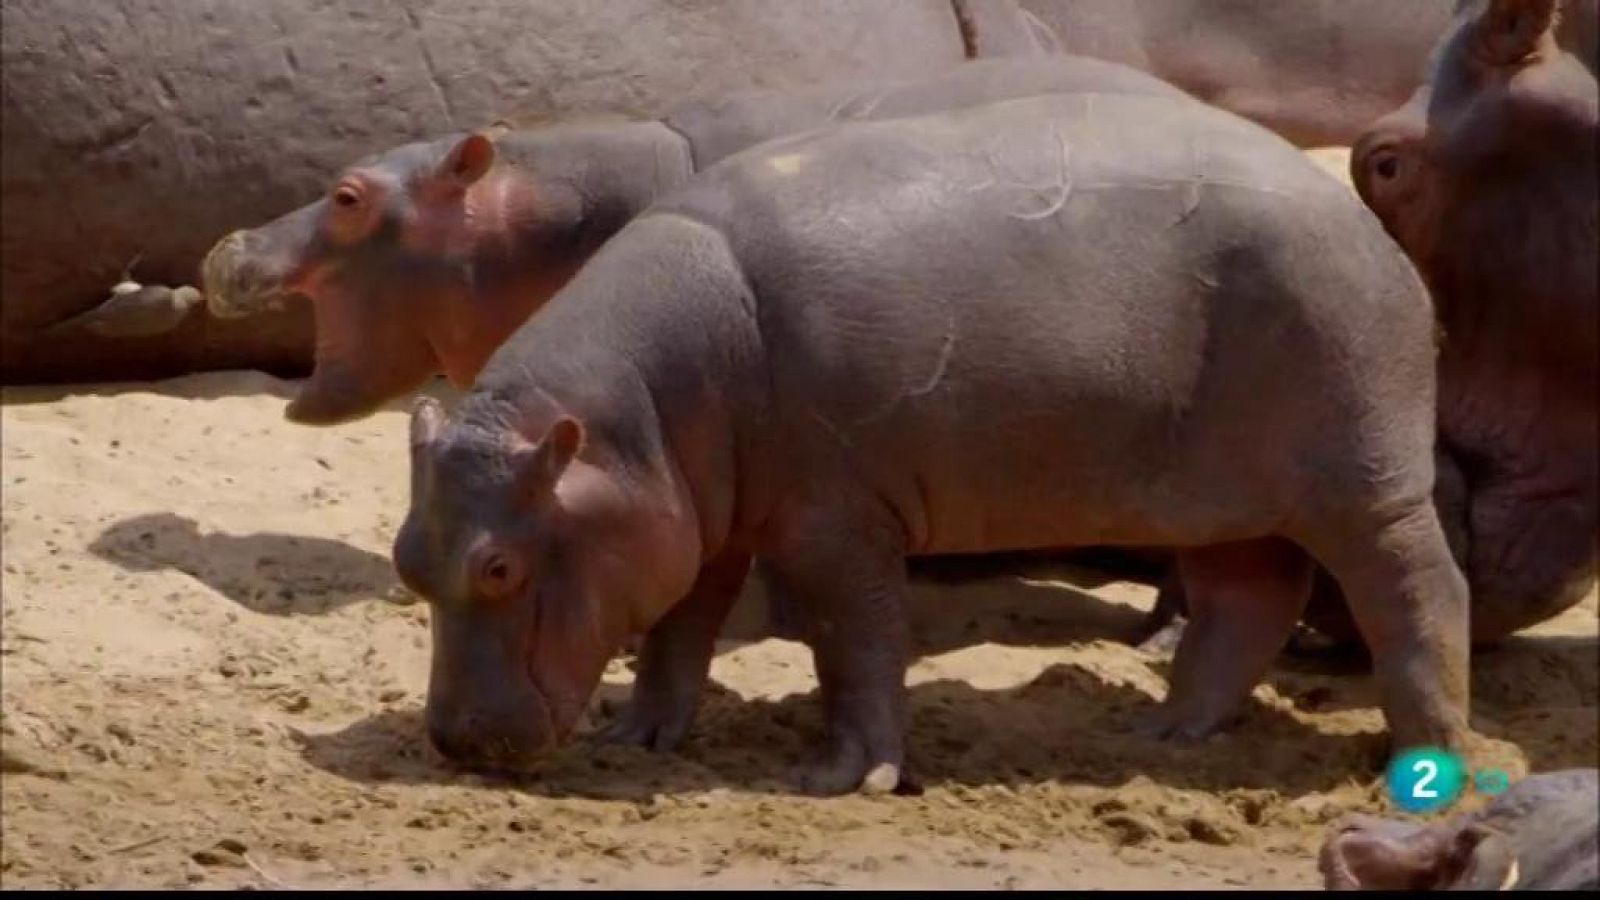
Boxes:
[663,56,1191,169]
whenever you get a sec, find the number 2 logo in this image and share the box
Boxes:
[1411,759,1439,798]
[1387,748,1464,813]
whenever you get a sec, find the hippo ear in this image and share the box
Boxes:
[515,415,585,499]
[1477,0,1559,66]
[437,132,497,191]
[410,396,445,451]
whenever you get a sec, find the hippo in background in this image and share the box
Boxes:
[1,0,1044,385]
[1142,0,1598,651]
[1320,769,1599,890]
[1018,0,1596,147]
[1017,0,1462,147]
[394,89,1471,794]
[1338,0,1598,644]
[198,55,1189,425]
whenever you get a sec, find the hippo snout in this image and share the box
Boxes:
[199,221,312,319]
[425,698,556,770]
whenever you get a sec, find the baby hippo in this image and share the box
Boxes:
[1320,769,1599,890]
[394,91,1469,795]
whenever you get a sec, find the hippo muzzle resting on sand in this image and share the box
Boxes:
[393,91,1471,795]
[198,56,1186,426]
[1320,769,1599,890]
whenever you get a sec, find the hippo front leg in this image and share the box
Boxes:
[763,507,911,797]
[601,549,751,751]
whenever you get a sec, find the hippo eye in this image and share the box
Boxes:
[1375,155,1399,180]
[332,185,362,208]
[473,549,525,599]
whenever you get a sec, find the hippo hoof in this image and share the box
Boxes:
[1129,705,1231,744]
[596,704,692,753]
[859,762,901,795]
[796,736,906,797]
[1135,617,1189,657]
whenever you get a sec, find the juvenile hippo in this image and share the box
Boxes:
[1342,0,1598,644]
[394,91,1470,795]
[200,56,1187,426]
[1320,769,1599,890]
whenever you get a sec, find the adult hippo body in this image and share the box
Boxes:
[1337,0,1598,644]
[1019,0,1462,147]
[2,0,1049,384]
[1147,0,1599,650]
[1320,768,1599,890]
[202,56,1188,424]
[396,91,1470,795]
[1020,0,1595,147]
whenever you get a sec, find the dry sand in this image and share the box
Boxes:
[1,372,1594,890]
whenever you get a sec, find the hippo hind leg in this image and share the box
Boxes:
[1297,497,1471,754]
[1135,537,1312,740]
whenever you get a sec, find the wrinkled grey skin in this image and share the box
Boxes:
[1020,0,1595,147]
[395,92,1470,795]
[1343,0,1598,646]
[2,0,1001,383]
[203,56,1188,425]
[1321,769,1599,890]
[199,55,1191,651]
[1142,0,1599,653]
[1020,0,1461,147]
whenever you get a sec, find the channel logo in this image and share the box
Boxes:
[1385,748,1511,813]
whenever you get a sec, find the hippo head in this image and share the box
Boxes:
[393,397,695,769]
[201,130,581,426]
[1319,814,1520,890]
[1351,0,1597,355]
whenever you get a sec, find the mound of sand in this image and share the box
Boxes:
[1,372,1594,889]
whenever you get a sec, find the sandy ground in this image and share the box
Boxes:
[0,371,1593,890]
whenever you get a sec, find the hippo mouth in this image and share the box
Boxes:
[424,623,562,772]
[462,678,561,773]
[284,358,379,426]
[284,324,444,426]
[285,352,432,426]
